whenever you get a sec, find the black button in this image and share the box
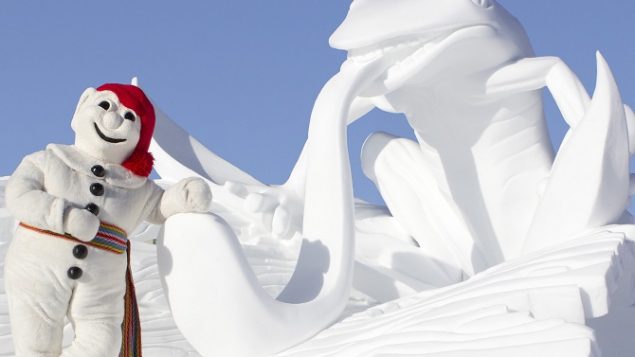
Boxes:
[85,203,99,216]
[90,183,104,196]
[91,165,105,178]
[67,266,83,280]
[73,245,88,259]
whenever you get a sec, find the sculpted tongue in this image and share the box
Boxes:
[157,56,394,357]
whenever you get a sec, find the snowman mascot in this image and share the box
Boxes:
[3,83,212,357]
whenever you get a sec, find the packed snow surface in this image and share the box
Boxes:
[1,176,635,356]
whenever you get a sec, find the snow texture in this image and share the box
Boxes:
[1,175,635,356]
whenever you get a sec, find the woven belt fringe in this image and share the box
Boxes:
[121,240,142,357]
[19,222,143,357]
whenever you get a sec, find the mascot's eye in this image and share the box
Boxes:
[98,101,110,110]
[124,111,136,121]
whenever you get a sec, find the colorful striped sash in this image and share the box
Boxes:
[93,222,128,254]
[18,221,128,254]
[18,221,142,357]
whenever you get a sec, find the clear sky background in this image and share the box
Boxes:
[0,1,633,208]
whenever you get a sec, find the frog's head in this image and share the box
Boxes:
[331,0,533,97]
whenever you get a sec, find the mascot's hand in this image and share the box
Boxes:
[181,178,213,212]
[63,207,100,242]
[161,177,212,217]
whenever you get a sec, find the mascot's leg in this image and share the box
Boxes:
[62,253,126,357]
[5,293,67,356]
[4,233,71,356]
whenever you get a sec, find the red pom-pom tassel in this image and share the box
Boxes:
[122,151,154,177]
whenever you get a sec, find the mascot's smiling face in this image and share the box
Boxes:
[71,87,141,165]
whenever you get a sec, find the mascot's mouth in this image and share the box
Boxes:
[94,123,127,143]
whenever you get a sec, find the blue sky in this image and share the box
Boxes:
[0,1,633,207]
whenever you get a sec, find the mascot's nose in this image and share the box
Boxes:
[102,112,124,130]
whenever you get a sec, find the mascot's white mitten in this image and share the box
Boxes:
[4,83,211,357]
[161,177,213,216]
[63,207,101,242]
[181,178,213,212]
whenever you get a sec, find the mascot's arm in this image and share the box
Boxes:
[5,151,68,234]
[145,177,212,224]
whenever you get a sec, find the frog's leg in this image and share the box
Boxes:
[489,53,631,253]
[361,131,491,277]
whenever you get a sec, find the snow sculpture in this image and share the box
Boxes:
[324,0,633,271]
[151,0,635,356]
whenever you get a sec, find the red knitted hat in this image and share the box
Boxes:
[96,83,155,177]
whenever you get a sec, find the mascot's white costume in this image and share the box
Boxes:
[3,83,212,357]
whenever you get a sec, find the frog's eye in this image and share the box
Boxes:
[472,0,493,8]
[98,101,111,110]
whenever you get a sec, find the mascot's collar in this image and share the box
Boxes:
[47,144,148,188]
